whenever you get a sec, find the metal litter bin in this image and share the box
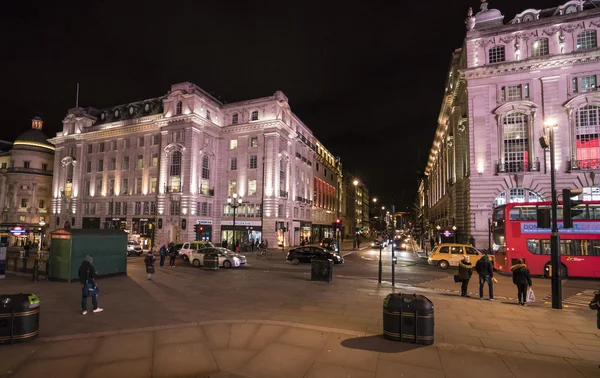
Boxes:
[203,252,219,271]
[311,258,333,282]
[383,293,434,345]
[0,294,40,345]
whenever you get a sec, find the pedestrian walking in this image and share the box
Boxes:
[145,251,156,279]
[168,243,177,267]
[159,244,167,268]
[458,256,473,297]
[430,237,435,251]
[468,235,476,248]
[589,289,600,330]
[475,254,495,300]
[78,255,103,314]
[511,258,532,306]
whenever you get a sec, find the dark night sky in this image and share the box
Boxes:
[1,0,562,210]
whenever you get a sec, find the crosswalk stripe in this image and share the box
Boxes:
[561,289,597,308]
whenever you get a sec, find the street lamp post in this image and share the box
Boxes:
[353,179,359,249]
[541,121,562,309]
[227,193,243,251]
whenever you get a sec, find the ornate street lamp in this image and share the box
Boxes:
[352,179,359,249]
[227,193,243,251]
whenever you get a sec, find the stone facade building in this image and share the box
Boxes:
[422,0,600,249]
[311,142,343,242]
[0,117,54,247]
[48,82,336,249]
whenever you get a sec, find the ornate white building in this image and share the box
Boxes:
[49,82,328,249]
[0,117,54,247]
[422,0,600,248]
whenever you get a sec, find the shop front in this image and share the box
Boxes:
[108,217,128,231]
[311,223,333,243]
[132,218,156,251]
[195,219,213,242]
[221,220,262,250]
[82,217,101,229]
[300,221,312,244]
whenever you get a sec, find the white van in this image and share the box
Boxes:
[178,241,214,261]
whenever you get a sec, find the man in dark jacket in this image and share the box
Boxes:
[458,256,473,297]
[511,258,532,306]
[78,255,102,314]
[590,290,600,330]
[475,254,495,300]
[159,244,167,268]
[168,243,177,267]
[145,251,156,279]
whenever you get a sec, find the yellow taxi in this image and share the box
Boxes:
[427,243,491,270]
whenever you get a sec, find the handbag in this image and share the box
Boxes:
[527,288,536,303]
[589,301,599,310]
[453,274,461,283]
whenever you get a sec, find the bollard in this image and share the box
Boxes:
[32,260,39,282]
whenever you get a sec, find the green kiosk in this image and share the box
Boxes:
[49,229,128,282]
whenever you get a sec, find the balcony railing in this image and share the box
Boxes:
[295,152,302,159]
[165,184,183,193]
[568,159,600,170]
[279,190,288,198]
[2,167,52,175]
[495,160,540,174]
[198,187,215,196]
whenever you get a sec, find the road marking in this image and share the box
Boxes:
[560,289,597,308]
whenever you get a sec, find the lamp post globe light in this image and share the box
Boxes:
[227,193,243,251]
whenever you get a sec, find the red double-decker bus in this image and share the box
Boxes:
[493,201,600,278]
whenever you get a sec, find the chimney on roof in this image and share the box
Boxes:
[32,116,43,130]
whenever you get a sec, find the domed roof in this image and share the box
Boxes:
[13,118,54,152]
[474,0,504,30]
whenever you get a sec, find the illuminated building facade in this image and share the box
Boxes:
[48,82,320,249]
[0,117,54,247]
[311,142,342,242]
[423,0,600,249]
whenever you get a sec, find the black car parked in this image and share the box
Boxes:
[286,246,344,265]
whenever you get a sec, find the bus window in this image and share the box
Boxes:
[509,207,521,220]
[493,207,505,220]
[590,240,600,256]
[560,240,573,256]
[590,206,600,220]
[493,232,505,251]
[522,206,537,220]
[549,206,564,220]
[527,239,541,255]
[541,240,551,255]
[571,205,588,220]
[450,246,463,254]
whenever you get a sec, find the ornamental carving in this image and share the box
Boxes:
[543,22,583,36]
[475,38,495,47]
[589,20,600,28]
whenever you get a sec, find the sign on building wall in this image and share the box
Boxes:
[521,222,600,234]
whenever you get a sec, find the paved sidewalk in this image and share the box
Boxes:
[1,260,599,377]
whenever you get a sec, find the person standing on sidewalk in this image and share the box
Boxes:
[475,254,495,300]
[511,258,532,306]
[144,251,156,280]
[458,256,473,297]
[159,244,167,268]
[78,255,103,314]
[430,237,435,251]
[168,242,177,267]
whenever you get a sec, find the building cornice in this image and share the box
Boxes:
[461,49,600,80]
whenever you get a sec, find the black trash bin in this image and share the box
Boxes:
[383,293,434,345]
[203,252,219,271]
[311,258,333,282]
[0,293,40,345]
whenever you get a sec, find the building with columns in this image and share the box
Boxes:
[0,117,54,247]
[49,82,330,249]
[422,0,600,249]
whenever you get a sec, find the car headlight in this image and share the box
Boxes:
[371,243,375,246]
[233,257,240,262]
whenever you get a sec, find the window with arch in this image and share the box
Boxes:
[531,38,549,57]
[488,45,505,64]
[232,113,238,124]
[169,151,182,192]
[279,159,286,194]
[251,110,259,121]
[583,186,600,200]
[502,113,530,172]
[200,156,210,195]
[576,30,597,51]
[176,101,183,115]
[575,105,600,168]
[493,188,544,208]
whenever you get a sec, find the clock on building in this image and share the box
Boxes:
[565,5,577,14]
[144,103,150,112]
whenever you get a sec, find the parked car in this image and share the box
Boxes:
[127,240,143,256]
[427,243,491,270]
[179,241,214,261]
[286,246,344,265]
[189,247,247,268]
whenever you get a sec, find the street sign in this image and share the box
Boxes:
[10,226,25,236]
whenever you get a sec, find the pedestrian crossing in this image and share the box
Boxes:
[561,289,597,309]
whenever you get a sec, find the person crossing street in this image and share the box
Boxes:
[475,254,495,300]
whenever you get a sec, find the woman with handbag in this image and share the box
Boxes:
[511,258,532,306]
[145,251,156,279]
[590,290,600,329]
[78,255,103,315]
[457,256,473,297]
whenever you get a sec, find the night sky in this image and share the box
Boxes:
[2,0,563,210]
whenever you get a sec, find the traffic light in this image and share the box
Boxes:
[563,188,583,228]
[193,224,200,234]
[334,218,342,231]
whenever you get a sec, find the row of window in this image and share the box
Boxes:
[230,156,258,170]
[222,203,262,217]
[84,176,158,196]
[231,110,259,125]
[17,199,45,209]
[506,204,600,221]
[87,135,161,154]
[86,154,159,173]
[487,30,598,65]
[527,239,600,256]
[229,137,259,150]
[227,179,258,196]
[1,161,48,171]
